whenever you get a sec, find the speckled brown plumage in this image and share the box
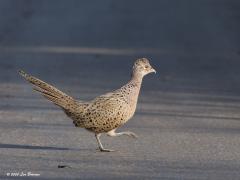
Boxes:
[19,58,156,152]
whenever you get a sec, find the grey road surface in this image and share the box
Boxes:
[0,0,240,179]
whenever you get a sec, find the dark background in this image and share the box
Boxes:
[0,0,240,179]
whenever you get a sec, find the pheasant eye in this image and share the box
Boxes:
[144,65,149,69]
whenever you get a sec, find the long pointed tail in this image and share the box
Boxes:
[19,70,77,110]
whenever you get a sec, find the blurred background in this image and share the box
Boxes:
[0,0,240,179]
[0,0,240,94]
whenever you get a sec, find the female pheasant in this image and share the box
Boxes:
[19,58,156,152]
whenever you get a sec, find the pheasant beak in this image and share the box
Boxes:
[150,68,156,74]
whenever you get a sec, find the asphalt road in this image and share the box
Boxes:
[0,0,240,179]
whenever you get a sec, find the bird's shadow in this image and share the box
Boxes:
[0,143,74,151]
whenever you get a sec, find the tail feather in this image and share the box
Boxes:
[19,70,77,110]
[33,87,59,99]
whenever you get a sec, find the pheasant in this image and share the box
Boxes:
[19,58,156,152]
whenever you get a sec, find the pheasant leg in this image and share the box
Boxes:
[95,133,115,152]
[107,129,138,138]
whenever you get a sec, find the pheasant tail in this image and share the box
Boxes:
[19,70,77,111]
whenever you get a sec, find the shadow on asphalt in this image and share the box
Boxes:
[0,143,71,151]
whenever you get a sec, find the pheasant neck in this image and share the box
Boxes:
[123,72,143,112]
[130,73,143,89]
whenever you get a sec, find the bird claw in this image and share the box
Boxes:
[126,132,138,138]
[99,148,115,152]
